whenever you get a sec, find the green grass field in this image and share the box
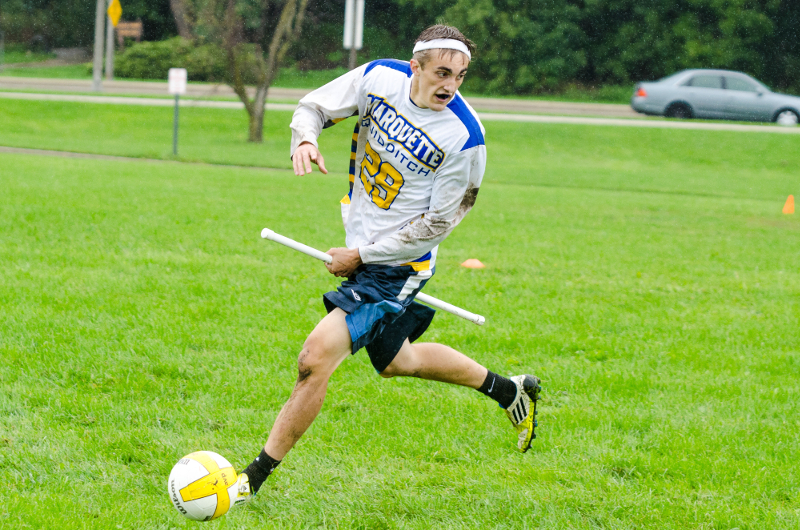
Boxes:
[0,45,56,65]
[1,98,799,529]
[0,64,90,79]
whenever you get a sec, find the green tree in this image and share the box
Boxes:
[0,0,95,48]
[169,0,309,142]
[579,0,781,85]
[459,0,586,93]
[395,0,587,94]
[386,0,799,94]
[0,0,176,48]
[763,1,800,92]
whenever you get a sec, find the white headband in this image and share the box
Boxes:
[412,38,471,60]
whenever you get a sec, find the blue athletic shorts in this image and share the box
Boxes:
[322,264,436,373]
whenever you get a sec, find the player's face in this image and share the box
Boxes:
[410,52,469,111]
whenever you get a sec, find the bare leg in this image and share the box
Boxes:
[264,308,352,460]
[380,340,487,388]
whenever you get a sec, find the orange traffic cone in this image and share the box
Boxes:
[783,195,795,214]
[461,259,485,269]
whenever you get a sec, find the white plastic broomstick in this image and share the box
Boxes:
[261,228,485,326]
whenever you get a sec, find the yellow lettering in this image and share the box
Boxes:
[359,141,405,209]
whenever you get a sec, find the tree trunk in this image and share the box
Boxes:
[169,0,194,39]
[248,86,267,142]
[248,109,265,142]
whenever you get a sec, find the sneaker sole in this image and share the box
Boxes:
[519,376,541,453]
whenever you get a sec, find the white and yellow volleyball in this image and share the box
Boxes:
[167,451,239,521]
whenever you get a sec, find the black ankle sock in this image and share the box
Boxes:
[242,448,281,494]
[477,370,518,409]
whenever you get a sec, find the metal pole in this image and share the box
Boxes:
[105,3,115,81]
[346,0,363,70]
[173,95,180,156]
[349,48,357,71]
[353,0,364,68]
[348,0,358,70]
[92,0,106,91]
[344,0,355,69]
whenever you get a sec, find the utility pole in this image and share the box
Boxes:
[92,0,106,91]
[105,1,115,80]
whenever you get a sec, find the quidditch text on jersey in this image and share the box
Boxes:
[363,94,446,171]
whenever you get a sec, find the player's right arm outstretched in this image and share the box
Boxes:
[290,64,368,176]
[292,142,328,176]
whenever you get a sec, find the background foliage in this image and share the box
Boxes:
[114,37,261,84]
[2,0,800,94]
[386,0,800,94]
[0,0,176,48]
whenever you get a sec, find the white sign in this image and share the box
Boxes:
[343,0,364,50]
[168,68,187,95]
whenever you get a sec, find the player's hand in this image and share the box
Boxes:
[292,142,328,176]
[325,247,362,277]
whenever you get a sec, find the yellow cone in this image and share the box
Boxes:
[461,259,485,269]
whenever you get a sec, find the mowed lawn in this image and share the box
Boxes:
[1,100,799,529]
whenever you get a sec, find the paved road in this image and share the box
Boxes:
[2,90,799,134]
[477,112,800,134]
[0,76,639,117]
[0,91,297,111]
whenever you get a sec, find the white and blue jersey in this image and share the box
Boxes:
[290,59,487,280]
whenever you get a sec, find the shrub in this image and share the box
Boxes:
[115,37,260,84]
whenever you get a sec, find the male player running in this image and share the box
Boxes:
[235,25,541,501]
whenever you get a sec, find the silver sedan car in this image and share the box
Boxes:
[631,69,800,125]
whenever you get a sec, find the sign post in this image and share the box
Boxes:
[105,0,123,80]
[168,68,188,156]
[343,0,364,70]
[92,0,106,91]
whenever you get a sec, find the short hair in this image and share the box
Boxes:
[412,25,476,67]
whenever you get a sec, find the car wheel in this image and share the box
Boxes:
[775,109,799,127]
[665,103,693,119]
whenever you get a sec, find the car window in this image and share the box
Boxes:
[725,77,758,92]
[686,75,723,89]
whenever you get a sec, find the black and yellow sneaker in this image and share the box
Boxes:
[505,375,541,453]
